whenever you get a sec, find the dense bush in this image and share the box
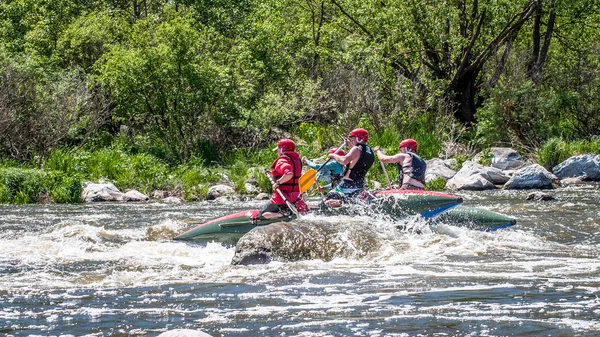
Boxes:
[0,168,82,203]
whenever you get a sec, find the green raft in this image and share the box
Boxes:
[429,205,516,231]
[175,190,466,242]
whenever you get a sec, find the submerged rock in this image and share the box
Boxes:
[231,220,381,265]
[526,191,556,201]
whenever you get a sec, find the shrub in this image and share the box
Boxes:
[425,177,447,191]
[49,173,83,203]
[0,168,48,203]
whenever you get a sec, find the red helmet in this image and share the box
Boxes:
[328,147,345,156]
[348,128,368,141]
[399,138,418,151]
[274,138,296,152]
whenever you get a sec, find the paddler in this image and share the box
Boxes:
[374,138,426,190]
[324,128,375,207]
[257,138,303,219]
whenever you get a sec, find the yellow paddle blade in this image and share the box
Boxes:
[299,169,317,193]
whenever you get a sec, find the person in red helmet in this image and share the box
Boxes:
[302,147,345,191]
[324,128,375,207]
[374,138,427,190]
[259,138,303,219]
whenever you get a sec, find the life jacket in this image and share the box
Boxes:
[344,143,374,185]
[271,151,302,194]
[397,152,426,184]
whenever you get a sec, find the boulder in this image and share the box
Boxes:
[425,158,457,182]
[552,154,600,180]
[244,182,261,195]
[124,190,149,201]
[150,190,169,199]
[503,164,558,190]
[560,176,586,186]
[81,181,125,202]
[254,192,270,200]
[162,196,182,204]
[445,161,509,191]
[231,220,380,265]
[490,147,526,170]
[207,184,235,200]
[526,191,556,201]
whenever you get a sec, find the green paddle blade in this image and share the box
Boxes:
[299,169,317,193]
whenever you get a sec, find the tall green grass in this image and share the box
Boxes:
[537,137,600,169]
[0,168,83,203]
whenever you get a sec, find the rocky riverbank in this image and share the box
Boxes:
[81,148,600,203]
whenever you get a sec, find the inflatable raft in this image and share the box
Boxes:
[175,190,476,242]
[429,205,516,231]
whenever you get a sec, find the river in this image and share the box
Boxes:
[1,185,599,336]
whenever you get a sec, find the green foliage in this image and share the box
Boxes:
[425,177,447,192]
[477,148,494,167]
[1,0,600,205]
[0,168,47,203]
[48,172,83,203]
[536,137,600,170]
[95,8,243,162]
[0,167,74,203]
[177,165,222,201]
[452,153,470,171]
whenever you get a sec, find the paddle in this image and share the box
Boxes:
[264,169,300,217]
[379,156,393,189]
[299,141,346,193]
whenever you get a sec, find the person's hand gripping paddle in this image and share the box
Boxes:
[264,169,300,217]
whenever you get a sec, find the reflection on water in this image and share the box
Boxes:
[1,185,600,336]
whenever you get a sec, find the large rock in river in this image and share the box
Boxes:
[503,164,558,190]
[231,220,381,265]
[445,161,510,191]
[552,154,600,180]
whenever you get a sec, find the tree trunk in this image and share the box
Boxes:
[451,68,480,125]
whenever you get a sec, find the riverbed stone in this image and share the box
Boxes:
[207,184,236,200]
[445,161,509,191]
[490,147,526,170]
[425,158,457,182]
[560,176,586,186]
[552,154,600,180]
[151,190,169,199]
[162,196,182,203]
[254,192,270,200]
[124,190,149,201]
[526,191,556,201]
[81,181,126,202]
[244,182,261,194]
[503,164,558,189]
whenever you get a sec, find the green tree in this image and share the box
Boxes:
[95,8,242,162]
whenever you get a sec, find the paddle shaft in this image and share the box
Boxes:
[379,158,392,189]
[264,169,300,217]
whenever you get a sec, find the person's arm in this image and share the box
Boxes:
[375,148,405,164]
[272,161,293,190]
[329,146,360,165]
[321,160,343,174]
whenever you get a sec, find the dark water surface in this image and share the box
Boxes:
[1,185,599,336]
